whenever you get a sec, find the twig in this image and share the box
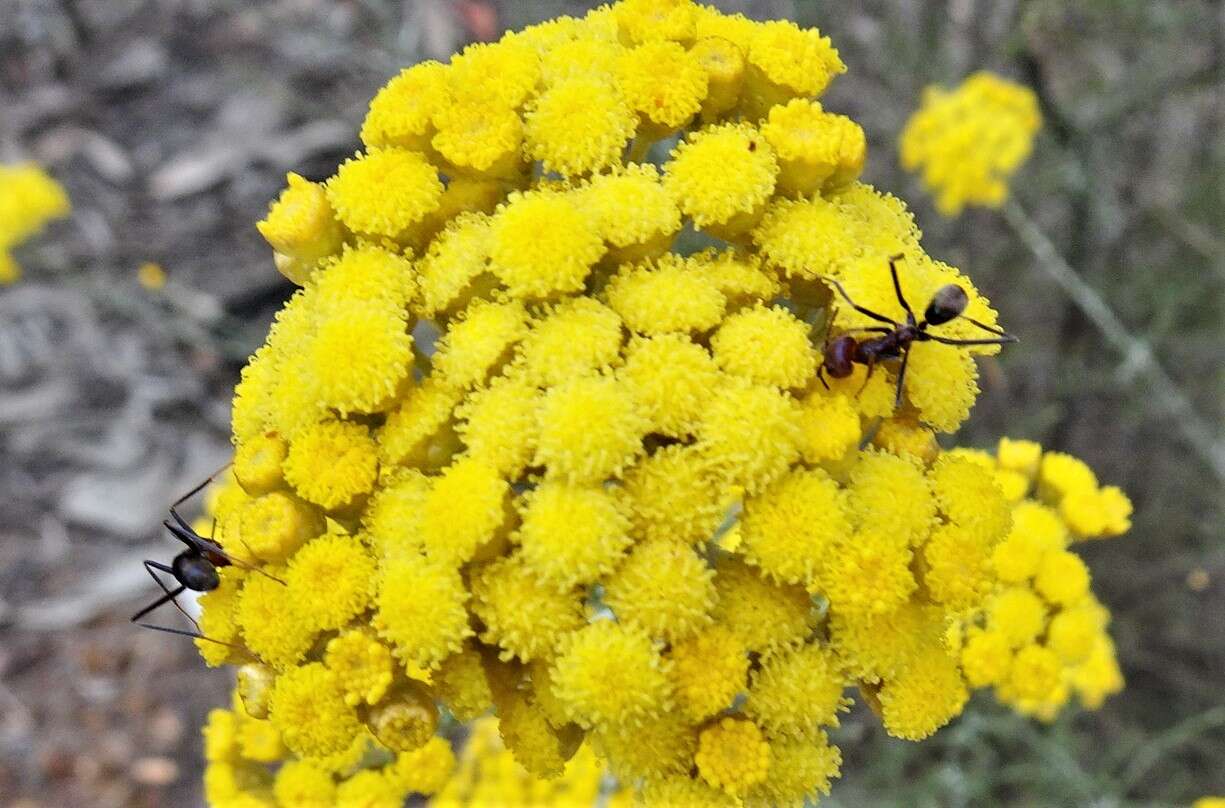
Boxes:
[1117,705,1225,794]
[1002,198,1225,486]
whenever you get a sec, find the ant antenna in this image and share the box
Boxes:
[136,622,243,649]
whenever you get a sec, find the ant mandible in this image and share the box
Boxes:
[131,465,283,645]
[818,254,1018,409]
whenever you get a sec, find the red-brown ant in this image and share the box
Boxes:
[818,254,1018,409]
[131,465,282,646]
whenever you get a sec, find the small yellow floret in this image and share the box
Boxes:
[747,20,845,99]
[235,570,316,669]
[820,532,916,616]
[515,297,624,387]
[373,556,473,669]
[233,432,287,496]
[326,149,442,238]
[747,732,842,807]
[284,419,379,511]
[1038,451,1099,501]
[618,334,720,437]
[762,99,866,194]
[324,628,395,707]
[1033,550,1091,606]
[470,554,585,661]
[308,304,413,416]
[455,373,540,478]
[877,646,968,740]
[524,75,636,176]
[517,482,631,590]
[273,759,336,807]
[746,643,848,738]
[604,539,716,642]
[268,662,363,758]
[534,375,648,483]
[377,378,464,471]
[740,468,850,587]
[960,628,1014,687]
[489,190,605,298]
[989,586,1047,647]
[1004,643,1063,702]
[697,382,803,495]
[710,304,817,389]
[419,456,510,565]
[713,557,814,653]
[361,61,450,150]
[665,122,777,229]
[582,163,681,255]
[256,173,344,276]
[237,491,325,563]
[667,625,749,722]
[367,682,439,752]
[921,522,996,610]
[695,717,770,796]
[431,101,524,177]
[798,391,861,463]
[286,532,377,630]
[614,0,697,44]
[551,621,672,728]
[617,41,708,130]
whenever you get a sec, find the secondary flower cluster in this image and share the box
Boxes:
[0,162,71,283]
[952,439,1129,720]
[193,3,1129,806]
[899,71,1042,216]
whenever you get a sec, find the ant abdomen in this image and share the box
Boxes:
[923,284,969,326]
[173,553,221,592]
[824,335,858,378]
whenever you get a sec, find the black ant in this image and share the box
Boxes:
[131,465,282,646]
[818,254,1018,409]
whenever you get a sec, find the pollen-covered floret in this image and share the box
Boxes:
[695,717,771,796]
[739,468,850,587]
[710,304,818,389]
[525,75,636,176]
[470,553,585,662]
[604,539,717,642]
[516,482,632,590]
[665,122,778,229]
[268,663,363,758]
[667,625,749,722]
[326,149,442,238]
[373,555,472,669]
[490,190,605,298]
[551,621,673,729]
[534,375,649,483]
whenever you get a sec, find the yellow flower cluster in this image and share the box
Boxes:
[0,162,71,283]
[192,3,1130,806]
[952,438,1130,720]
[430,716,611,807]
[899,71,1041,216]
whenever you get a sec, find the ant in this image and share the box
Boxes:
[818,254,1018,409]
[131,465,282,646]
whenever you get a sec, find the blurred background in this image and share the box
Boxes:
[0,1,1221,805]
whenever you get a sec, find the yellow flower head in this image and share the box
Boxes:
[490,189,605,298]
[470,553,584,662]
[665,122,778,230]
[617,41,708,130]
[695,717,771,796]
[525,75,636,177]
[746,643,849,738]
[516,481,632,590]
[740,468,850,587]
[0,162,71,281]
[326,149,442,238]
[283,419,379,512]
[667,625,749,722]
[877,646,969,740]
[710,303,818,389]
[373,556,473,669]
[198,7,1127,802]
[900,71,1041,216]
[551,621,672,728]
[604,539,717,642]
[268,663,363,758]
[533,375,648,482]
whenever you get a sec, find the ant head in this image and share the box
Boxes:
[924,284,969,326]
[173,552,220,592]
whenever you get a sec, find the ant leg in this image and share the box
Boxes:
[823,276,898,326]
[856,360,876,398]
[923,334,1019,347]
[894,348,911,410]
[962,315,1014,339]
[170,461,234,512]
[135,623,242,649]
[887,254,916,325]
[133,561,201,632]
[816,365,831,391]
